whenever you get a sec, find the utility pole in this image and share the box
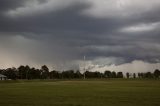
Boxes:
[84,56,86,79]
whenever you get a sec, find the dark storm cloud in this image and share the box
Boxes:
[0,0,160,70]
[0,4,113,35]
[0,0,25,11]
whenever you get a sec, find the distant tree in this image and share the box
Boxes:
[84,71,101,78]
[25,65,30,79]
[27,67,41,79]
[94,71,102,78]
[111,71,117,78]
[100,73,104,78]
[41,65,49,79]
[62,70,75,79]
[154,69,160,78]
[104,70,112,78]
[2,65,160,80]
[84,71,90,78]
[138,73,141,78]
[117,72,123,78]
[145,72,153,78]
[141,73,145,78]
[41,65,49,72]
[0,69,4,74]
[49,70,60,79]
[126,72,130,78]
[28,67,35,79]
[17,65,31,79]
[4,67,17,80]
[35,69,41,79]
[18,65,26,79]
[74,70,82,78]
[85,71,93,78]
[133,73,136,78]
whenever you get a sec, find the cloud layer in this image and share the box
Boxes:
[0,0,160,72]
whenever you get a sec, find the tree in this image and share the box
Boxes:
[0,69,4,74]
[74,70,82,78]
[126,72,130,78]
[94,71,102,78]
[85,71,93,78]
[41,65,49,79]
[17,65,31,79]
[50,70,60,79]
[25,65,30,79]
[61,70,75,79]
[138,73,141,78]
[117,72,123,78]
[145,72,153,78]
[111,71,117,78]
[27,68,41,79]
[35,69,41,79]
[18,65,26,79]
[154,69,160,78]
[138,73,145,78]
[104,70,112,78]
[4,67,17,80]
[133,73,136,78]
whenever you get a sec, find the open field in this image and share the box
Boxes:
[0,79,160,106]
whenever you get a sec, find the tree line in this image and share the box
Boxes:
[0,65,160,80]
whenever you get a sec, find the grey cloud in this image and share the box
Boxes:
[0,0,26,11]
[0,0,160,70]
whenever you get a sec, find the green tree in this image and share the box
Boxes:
[111,71,117,78]
[133,73,136,78]
[74,70,82,78]
[25,65,30,79]
[145,72,153,78]
[117,72,123,78]
[49,70,60,79]
[62,70,75,79]
[4,67,17,80]
[27,67,41,79]
[154,69,160,78]
[104,70,112,78]
[126,72,130,78]
[41,65,49,79]
[138,73,141,78]
[18,65,26,79]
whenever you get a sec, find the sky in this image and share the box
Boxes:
[0,0,160,73]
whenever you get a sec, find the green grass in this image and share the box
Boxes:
[0,79,160,106]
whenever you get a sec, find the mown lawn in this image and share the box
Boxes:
[0,79,160,106]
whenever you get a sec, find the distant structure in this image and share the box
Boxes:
[0,74,7,80]
[84,56,86,79]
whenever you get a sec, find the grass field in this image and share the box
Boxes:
[0,79,160,106]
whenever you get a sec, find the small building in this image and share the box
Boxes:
[0,74,7,80]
